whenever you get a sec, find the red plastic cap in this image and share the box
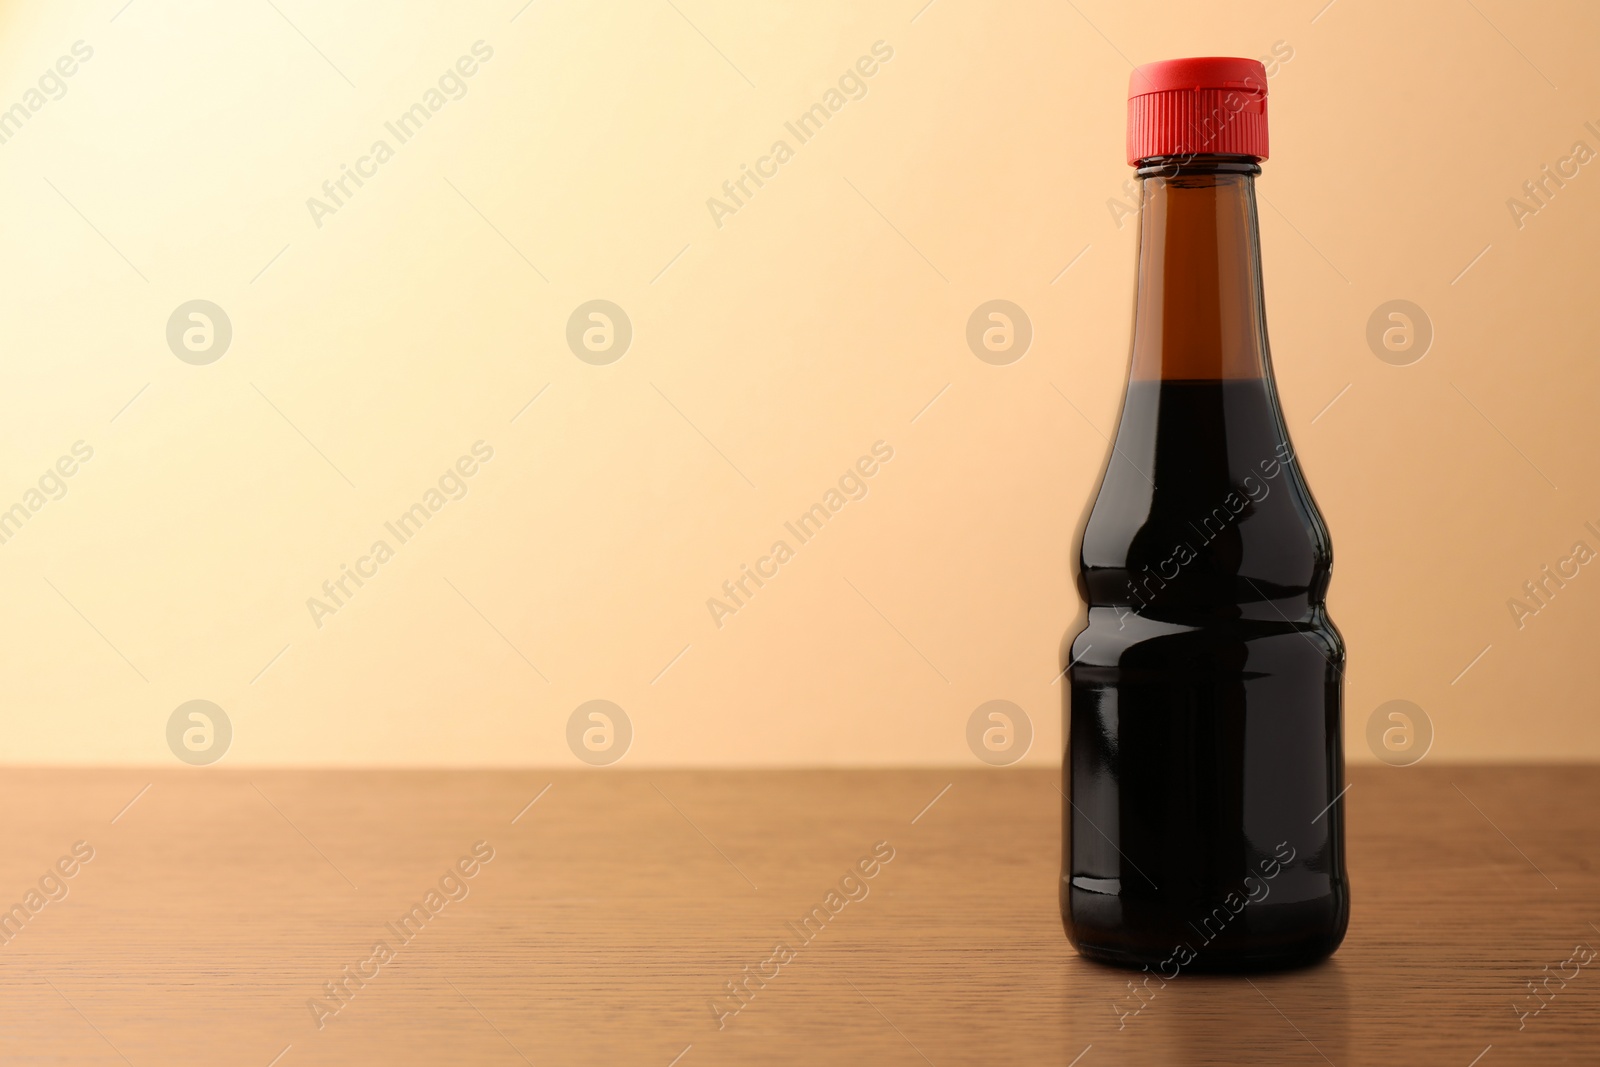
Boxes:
[1126,57,1268,166]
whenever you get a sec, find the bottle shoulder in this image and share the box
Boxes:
[1073,377,1333,610]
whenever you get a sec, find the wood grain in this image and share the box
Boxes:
[0,766,1594,1065]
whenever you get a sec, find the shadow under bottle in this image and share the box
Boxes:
[1061,156,1349,972]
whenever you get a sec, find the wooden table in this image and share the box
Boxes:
[0,766,1593,1065]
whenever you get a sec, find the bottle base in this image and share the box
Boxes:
[1063,883,1348,974]
[1068,932,1343,974]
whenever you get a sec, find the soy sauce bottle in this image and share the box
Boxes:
[1061,58,1348,971]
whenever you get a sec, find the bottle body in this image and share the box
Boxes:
[1060,157,1348,971]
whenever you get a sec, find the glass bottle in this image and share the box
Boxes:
[1061,57,1349,972]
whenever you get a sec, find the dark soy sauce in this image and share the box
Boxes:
[1061,147,1349,971]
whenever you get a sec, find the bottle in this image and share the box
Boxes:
[1060,57,1348,971]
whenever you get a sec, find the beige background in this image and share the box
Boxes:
[0,0,1595,765]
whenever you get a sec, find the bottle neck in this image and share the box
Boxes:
[1129,155,1269,382]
